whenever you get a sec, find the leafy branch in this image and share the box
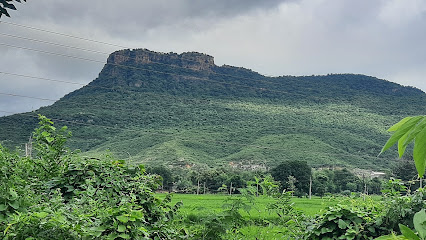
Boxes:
[380,116,426,178]
[0,0,27,18]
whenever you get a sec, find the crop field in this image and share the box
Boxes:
[156,194,349,239]
[164,194,339,218]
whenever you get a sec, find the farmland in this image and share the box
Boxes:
[164,194,339,217]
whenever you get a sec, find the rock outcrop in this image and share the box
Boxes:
[107,48,215,71]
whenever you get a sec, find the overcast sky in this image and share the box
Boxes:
[1,0,426,117]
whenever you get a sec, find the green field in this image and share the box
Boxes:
[158,194,342,239]
[161,193,339,218]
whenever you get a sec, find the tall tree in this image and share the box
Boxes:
[392,156,418,182]
[270,160,312,195]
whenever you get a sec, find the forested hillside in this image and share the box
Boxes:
[1,49,425,170]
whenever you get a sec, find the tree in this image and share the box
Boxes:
[270,160,312,195]
[333,168,360,192]
[392,156,418,182]
[287,175,297,192]
[313,172,329,197]
[1,115,184,239]
[0,0,27,18]
[380,115,426,178]
[146,165,173,192]
[32,114,72,180]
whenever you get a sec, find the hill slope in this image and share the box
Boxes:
[1,49,425,170]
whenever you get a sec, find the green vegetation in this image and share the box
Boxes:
[0,116,183,239]
[1,114,425,239]
[163,194,338,217]
[1,49,425,171]
[381,115,426,178]
[1,49,426,238]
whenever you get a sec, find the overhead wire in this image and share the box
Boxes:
[0,20,127,49]
[0,92,57,102]
[0,42,321,100]
[0,20,307,90]
[0,32,108,55]
[0,21,383,164]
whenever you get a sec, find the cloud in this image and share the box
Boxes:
[1,0,426,116]
[11,0,288,37]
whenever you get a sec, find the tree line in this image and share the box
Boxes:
[146,158,418,197]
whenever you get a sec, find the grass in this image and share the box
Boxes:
[159,193,342,239]
[161,193,339,218]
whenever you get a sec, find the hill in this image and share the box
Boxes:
[1,48,425,170]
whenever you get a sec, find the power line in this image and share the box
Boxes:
[0,20,127,49]
[0,42,314,99]
[0,31,287,87]
[0,92,56,102]
[0,71,87,86]
[0,42,105,63]
[0,32,109,55]
[0,21,337,97]
[0,21,293,89]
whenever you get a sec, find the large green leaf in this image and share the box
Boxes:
[8,200,19,210]
[413,209,426,239]
[403,118,426,147]
[117,234,130,239]
[374,234,410,239]
[398,131,411,158]
[413,127,426,178]
[117,225,126,233]
[381,116,424,154]
[399,224,420,240]
[388,117,414,132]
[338,219,348,229]
[0,204,7,211]
[116,215,129,223]
[34,212,49,218]
[8,189,18,201]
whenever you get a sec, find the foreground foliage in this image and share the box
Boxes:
[0,116,182,239]
[381,115,426,178]
[1,114,426,239]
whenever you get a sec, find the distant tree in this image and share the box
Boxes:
[392,156,418,182]
[0,0,27,18]
[246,175,262,197]
[146,165,173,192]
[270,160,312,195]
[333,168,360,192]
[367,177,382,194]
[226,173,246,194]
[287,175,297,194]
[313,172,329,197]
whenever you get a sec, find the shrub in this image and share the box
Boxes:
[305,204,382,240]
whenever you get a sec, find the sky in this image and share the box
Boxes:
[1,0,426,117]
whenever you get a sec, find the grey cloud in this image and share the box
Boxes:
[1,0,426,118]
[14,0,288,34]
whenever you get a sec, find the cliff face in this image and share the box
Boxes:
[107,48,215,71]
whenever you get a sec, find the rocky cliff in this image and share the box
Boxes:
[107,48,215,71]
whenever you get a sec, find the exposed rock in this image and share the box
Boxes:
[107,48,215,71]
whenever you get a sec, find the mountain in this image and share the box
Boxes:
[1,48,425,170]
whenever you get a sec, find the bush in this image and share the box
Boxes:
[1,116,185,239]
[305,204,382,240]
